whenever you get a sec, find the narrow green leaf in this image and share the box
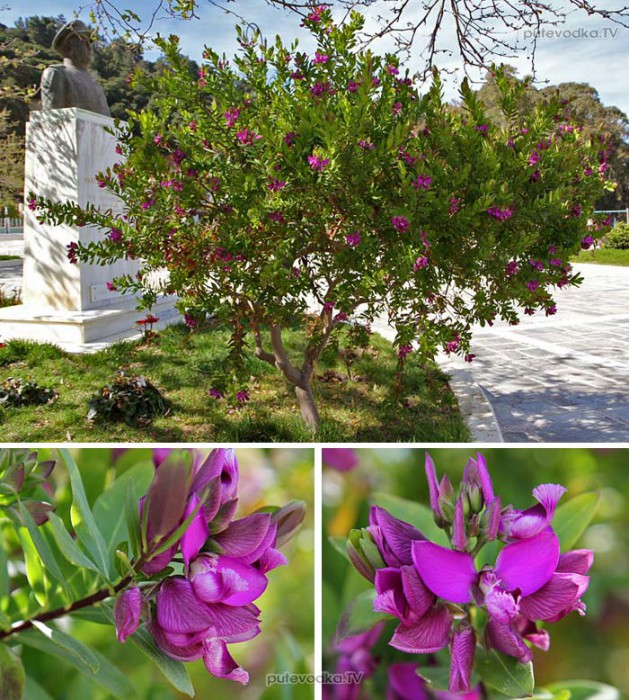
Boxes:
[547,680,621,700]
[17,503,73,600]
[553,492,600,552]
[100,603,194,697]
[335,589,392,642]
[125,479,141,560]
[59,449,111,579]
[370,492,449,546]
[24,675,55,700]
[93,461,154,558]
[31,620,100,673]
[0,643,25,700]
[17,528,47,606]
[0,534,9,599]
[47,512,102,575]
[475,647,534,698]
[19,627,136,699]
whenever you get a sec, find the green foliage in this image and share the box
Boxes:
[34,13,612,425]
[475,648,534,697]
[0,377,57,408]
[0,643,25,700]
[553,492,601,552]
[605,222,629,249]
[87,373,169,426]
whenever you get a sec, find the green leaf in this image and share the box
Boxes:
[125,480,141,560]
[93,461,154,558]
[335,589,392,642]
[547,680,621,700]
[418,665,450,690]
[553,493,600,552]
[19,626,135,699]
[475,647,534,698]
[100,603,194,697]
[17,503,73,600]
[0,643,25,700]
[370,492,449,546]
[30,620,100,673]
[59,449,111,579]
[17,528,47,607]
[0,532,9,601]
[47,512,102,575]
[24,675,55,700]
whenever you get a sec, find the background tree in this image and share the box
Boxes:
[477,69,629,209]
[34,10,613,430]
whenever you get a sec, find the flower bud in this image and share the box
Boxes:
[272,500,306,547]
[452,498,468,551]
[347,529,384,582]
[437,475,456,523]
[114,587,142,643]
[479,497,502,542]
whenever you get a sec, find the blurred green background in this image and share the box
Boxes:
[20,447,314,700]
[322,448,629,696]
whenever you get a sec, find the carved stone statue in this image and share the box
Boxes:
[40,20,110,117]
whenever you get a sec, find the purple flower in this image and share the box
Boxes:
[386,64,400,76]
[449,197,461,215]
[311,81,333,97]
[67,241,79,264]
[413,174,432,191]
[209,387,223,399]
[391,216,410,233]
[392,102,403,116]
[314,51,329,64]
[449,627,476,693]
[224,107,240,127]
[236,129,262,145]
[114,587,142,642]
[571,204,583,218]
[474,125,488,134]
[398,344,412,359]
[236,390,250,404]
[109,228,123,242]
[487,206,514,221]
[500,483,566,540]
[345,230,361,246]
[267,178,287,191]
[358,139,375,151]
[106,282,117,292]
[526,280,540,292]
[141,199,155,210]
[505,260,519,276]
[322,448,358,472]
[308,155,330,172]
[283,131,297,146]
[413,257,429,271]
[528,151,540,166]
[268,210,286,223]
[347,79,360,93]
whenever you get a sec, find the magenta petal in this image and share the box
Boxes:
[374,568,407,619]
[258,547,288,573]
[388,662,428,700]
[401,565,435,618]
[323,448,359,472]
[532,484,567,520]
[149,620,204,662]
[476,453,495,503]
[156,577,213,634]
[556,549,594,575]
[495,531,559,596]
[485,586,519,623]
[370,506,426,566]
[203,639,249,685]
[389,604,452,654]
[336,622,385,655]
[449,627,476,693]
[114,587,142,643]
[213,513,272,559]
[141,544,178,575]
[425,453,441,517]
[501,506,548,540]
[518,619,550,651]
[412,541,476,604]
[519,573,589,621]
[452,498,467,551]
[207,602,261,643]
[190,555,268,606]
[485,618,532,663]
[180,494,211,566]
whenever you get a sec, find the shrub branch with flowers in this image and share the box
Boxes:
[31,8,613,430]
[333,452,611,699]
[0,448,305,698]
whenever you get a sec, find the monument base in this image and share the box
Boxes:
[0,296,180,352]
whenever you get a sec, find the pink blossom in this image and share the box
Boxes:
[308,155,330,172]
[189,121,197,132]
[526,280,540,291]
[291,71,305,80]
[386,64,399,76]
[224,108,240,127]
[581,235,594,250]
[236,390,250,404]
[347,80,360,93]
[413,174,432,190]
[109,228,123,242]
[413,256,429,271]
[487,206,514,221]
[268,211,286,223]
[283,131,297,146]
[571,204,583,218]
[398,345,412,359]
[505,261,519,276]
[236,129,262,145]
[310,81,333,97]
[475,125,488,134]
[528,151,540,166]
[209,387,223,399]
[66,241,79,264]
[358,139,375,150]
[184,314,198,329]
[449,197,461,215]
[314,52,329,64]
[334,311,349,322]
[198,69,206,88]
[27,197,37,211]
[392,102,403,116]
[267,179,287,191]
[391,216,410,233]
[323,301,335,313]
[153,134,163,145]
[345,231,361,246]
[106,281,117,291]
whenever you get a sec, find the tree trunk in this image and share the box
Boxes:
[295,383,320,431]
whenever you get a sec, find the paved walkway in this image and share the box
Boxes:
[440,264,629,442]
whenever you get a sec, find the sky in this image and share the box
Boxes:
[2,0,628,115]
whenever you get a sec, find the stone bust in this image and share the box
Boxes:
[40,20,110,117]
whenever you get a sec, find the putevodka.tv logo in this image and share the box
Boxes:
[266,671,364,686]
[523,27,620,39]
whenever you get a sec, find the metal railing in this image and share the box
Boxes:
[1,217,23,235]
[594,209,629,225]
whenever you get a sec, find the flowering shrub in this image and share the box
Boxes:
[0,448,305,696]
[339,452,604,698]
[605,222,629,249]
[32,9,613,429]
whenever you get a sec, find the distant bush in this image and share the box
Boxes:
[0,377,57,407]
[605,222,629,249]
[87,372,169,426]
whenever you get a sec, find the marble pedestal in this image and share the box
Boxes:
[0,108,179,351]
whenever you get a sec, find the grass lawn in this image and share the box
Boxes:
[0,324,469,442]
[570,248,629,266]
[0,255,21,261]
